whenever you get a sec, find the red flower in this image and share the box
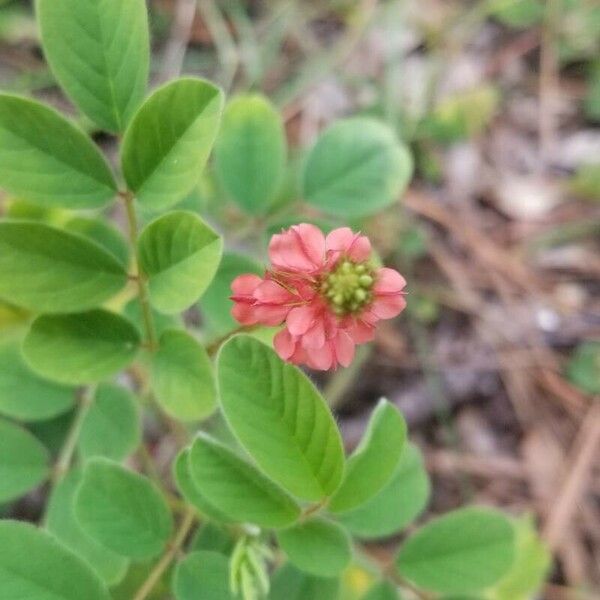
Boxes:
[230,224,406,370]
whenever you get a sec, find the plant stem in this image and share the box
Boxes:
[122,190,158,351]
[133,508,197,600]
[42,386,95,525]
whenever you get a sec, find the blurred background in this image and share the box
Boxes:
[0,0,598,598]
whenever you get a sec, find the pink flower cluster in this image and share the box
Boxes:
[231,224,406,371]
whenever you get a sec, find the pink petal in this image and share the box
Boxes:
[334,331,355,367]
[326,227,355,252]
[347,234,371,262]
[274,328,296,360]
[370,294,407,319]
[374,268,406,294]
[231,273,263,296]
[287,305,316,336]
[254,304,290,326]
[269,224,325,272]
[231,303,259,325]
[254,280,295,304]
[306,343,335,371]
[346,318,375,344]
[326,228,371,262]
[301,320,326,349]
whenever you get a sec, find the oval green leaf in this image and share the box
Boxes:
[64,216,130,267]
[0,520,110,600]
[78,383,141,461]
[23,310,140,385]
[218,335,345,501]
[173,449,233,523]
[75,458,173,559]
[188,433,301,528]
[395,507,515,594]
[277,518,352,577]
[46,469,129,586]
[173,551,233,600]
[138,211,223,314]
[0,417,49,502]
[339,444,430,540]
[329,399,406,513]
[0,94,117,208]
[122,78,224,210]
[37,0,149,133]
[269,563,340,600]
[214,94,286,214]
[302,117,413,218]
[199,252,263,336]
[0,222,128,313]
[151,330,217,422]
[362,581,401,600]
[0,337,75,421]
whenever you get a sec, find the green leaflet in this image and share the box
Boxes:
[122,78,224,210]
[0,94,117,208]
[37,0,149,132]
[218,335,345,501]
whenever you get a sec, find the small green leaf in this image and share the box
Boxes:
[0,94,117,208]
[0,337,75,421]
[395,507,515,594]
[302,118,413,218]
[199,252,263,335]
[490,0,544,28]
[123,299,182,337]
[339,444,430,540]
[46,469,129,586]
[173,449,233,523]
[78,383,141,461]
[122,78,224,210]
[23,310,140,385]
[269,563,340,600]
[361,581,401,600]
[188,433,301,528]
[37,0,149,132]
[329,399,406,513]
[138,211,223,314]
[566,341,600,394]
[151,330,217,422]
[0,417,49,502]
[214,94,286,214]
[0,222,128,313]
[76,458,173,559]
[218,335,345,501]
[64,216,130,267]
[173,551,233,600]
[277,518,352,577]
[488,516,551,600]
[0,520,110,600]
[191,522,235,555]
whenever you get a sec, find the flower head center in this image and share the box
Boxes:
[320,259,374,315]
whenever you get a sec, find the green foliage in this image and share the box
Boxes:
[0,337,75,421]
[215,94,287,214]
[0,221,127,313]
[174,551,233,600]
[269,563,340,600]
[122,78,224,210]
[339,444,430,539]
[138,211,223,314]
[0,520,110,600]
[302,117,413,217]
[23,310,140,385]
[361,581,401,600]
[276,517,352,577]
[78,383,141,461]
[188,433,301,528]
[0,95,117,208]
[585,61,600,121]
[200,252,263,335]
[489,0,544,28]
[487,516,551,600]
[0,417,49,502]
[75,458,173,559]
[218,335,345,501]
[329,399,406,513]
[45,469,129,585]
[64,216,130,267]
[37,0,149,132]
[395,507,515,594]
[150,329,217,421]
[569,162,600,201]
[567,341,600,394]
